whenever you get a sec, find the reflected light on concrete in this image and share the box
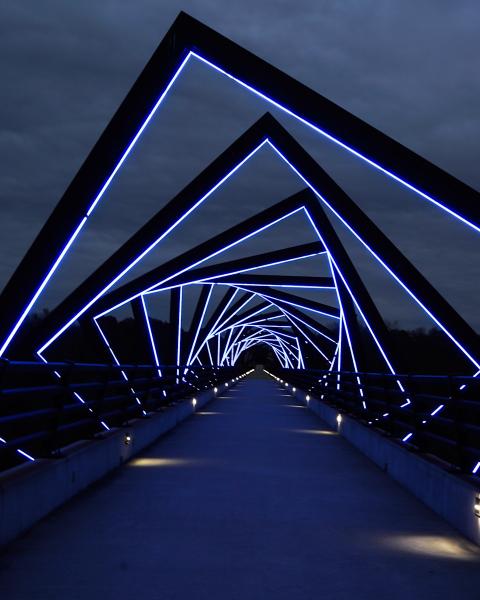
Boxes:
[128,458,196,468]
[382,534,480,561]
[289,428,338,436]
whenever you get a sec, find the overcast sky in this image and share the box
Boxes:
[1,0,479,335]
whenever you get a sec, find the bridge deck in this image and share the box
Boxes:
[1,376,479,599]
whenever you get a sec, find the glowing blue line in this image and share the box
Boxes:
[256,294,330,362]
[0,434,35,463]
[36,351,109,425]
[139,207,306,298]
[228,325,246,362]
[320,342,341,400]
[212,291,241,334]
[191,52,480,235]
[94,318,143,409]
[232,329,282,352]
[303,208,403,386]
[13,44,476,385]
[44,166,307,356]
[248,329,293,367]
[269,334,294,358]
[17,448,35,461]
[186,284,214,366]
[402,433,413,442]
[266,303,331,356]
[268,147,479,371]
[328,256,365,404]
[206,339,214,366]
[248,325,297,339]
[430,404,444,416]
[272,346,287,367]
[280,338,295,369]
[140,295,162,377]
[277,334,301,364]
[212,282,334,289]
[296,337,304,369]
[233,285,340,320]
[176,286,183,381]
[0,216,87,358]
[282,310,336,344]
[472,461,480,474]
[246,329,297,353]
[170,249,324,288]
[244,322,290,329]
[38,140,269,355]
[0,54,194,358]
[459,368,479,391]
[220,327,235,365]
[87,54,192,216]
[337,315,342,390]
[46,206,305,357]
[211,295,255,334]
[213,304,271,336]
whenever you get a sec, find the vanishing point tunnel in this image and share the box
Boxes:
[1,11,480,599]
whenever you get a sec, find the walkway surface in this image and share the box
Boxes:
[1,376,480,599]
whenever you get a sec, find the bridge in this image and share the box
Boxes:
[1,11,479,598]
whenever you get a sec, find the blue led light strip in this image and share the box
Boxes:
[6,46,477,369]
[153,248,324,291]
[186,284,214,367]
[232,284,340,321]
[93,318,146,415]
[302,207,405,392]
[0,53,195,358]
[94,207,305,320]
[38,140,271,356]
[0,435,35,463]
[266,153,480,372]
[328,254,366,407]
[140,295,162,378]
[191,52,480,235]
[36,350,111,430]
[176,286,183,383]
[254,294,331,363]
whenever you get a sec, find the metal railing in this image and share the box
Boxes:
[272,368,480,476]
[0,360,238,472]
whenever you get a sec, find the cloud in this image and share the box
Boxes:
[0,0,478,329]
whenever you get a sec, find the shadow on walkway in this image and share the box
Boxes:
[1,376,480,599]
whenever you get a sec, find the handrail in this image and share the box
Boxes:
[0,360,239,472]
[270,368,480,477]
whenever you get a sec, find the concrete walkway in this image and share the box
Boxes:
[1,377,480,599]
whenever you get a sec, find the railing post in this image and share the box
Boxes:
[383,372,392,436]
[406,373,419,450]
[450,375,465,472]
[50,361,73,457]
[0,358,11,465]
[93,362,112,429]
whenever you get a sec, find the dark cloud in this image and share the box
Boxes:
[0,0,478,332]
